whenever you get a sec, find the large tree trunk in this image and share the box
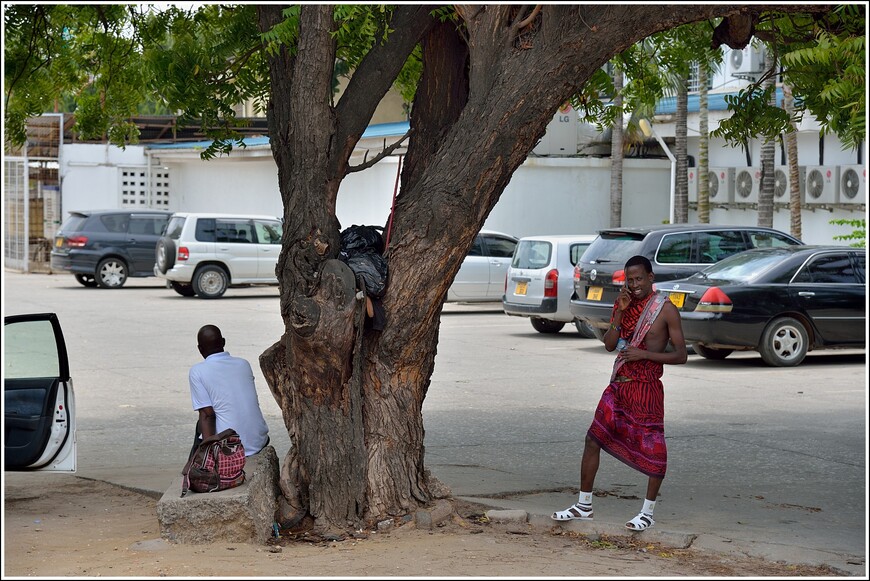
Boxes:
[610,66,624,227]
[252,4,807,536]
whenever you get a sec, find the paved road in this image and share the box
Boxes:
[2,270,866,574]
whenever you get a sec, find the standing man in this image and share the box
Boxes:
[553,255,687,531]
[189,324,270,457]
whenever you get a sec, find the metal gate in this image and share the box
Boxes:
[4,114,63,273]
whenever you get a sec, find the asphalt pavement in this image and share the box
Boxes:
[2,270,867,575]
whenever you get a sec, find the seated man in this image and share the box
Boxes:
[188,324,270,457]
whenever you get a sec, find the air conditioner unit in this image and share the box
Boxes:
[773,166,806,203]
[839,164,866,205]
[730,45,765,76]
[687,168,698,203]
[708,167,735,204]
[804,165,840,204]
[734,166,762,204]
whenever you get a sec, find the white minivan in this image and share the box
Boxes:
[502,234,598,336]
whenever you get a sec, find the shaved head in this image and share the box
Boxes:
[197,324,225,357]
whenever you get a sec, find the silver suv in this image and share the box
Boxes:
[154,212,283,299]
[502,234,598,336]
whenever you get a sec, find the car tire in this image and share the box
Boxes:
[531,317,565,333]
[170,281,197,297]
[156,237,176,274]
[574,319,596,338]
[193,265,229,299]
[96,258,128,289]
[692,343,733,360]
[758,317,809,367]
[74,274,98,288]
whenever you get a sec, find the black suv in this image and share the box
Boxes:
[569,224,804,339]
[50,209,172,288]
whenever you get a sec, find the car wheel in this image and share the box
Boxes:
[574,319,596,338]
[96,258,128,289]
[531,317,565,333]
[193,265,229,299]
[156,237,176,274]
[758,317,809,367]
[692,343,733,360]
[170,281,197,297]
[74,274,98,288]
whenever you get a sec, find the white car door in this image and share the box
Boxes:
[480,233,518,300]
[449,236,491,300]
[4,313,76,472]
[215,220,259,281]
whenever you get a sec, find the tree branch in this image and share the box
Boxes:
[347,131,410,174]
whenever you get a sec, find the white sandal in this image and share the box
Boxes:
[625,512,655,531]
[551,502,593,521]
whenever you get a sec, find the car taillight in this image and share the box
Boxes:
[544,269,558,298]
[612,269,625,286]
[178,246,189,261]
[67,235,88,248]
[696,287,733,313]
[573,265,581,283]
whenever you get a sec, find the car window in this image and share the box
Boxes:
[254,220,283,245]
[582,235,644,264]
[4,318,61,379]
[467,236,484,256]
[656,233,693,264]
[482,235,517,258]
[793,253,859,284]
[195,218,216,242]
[164,216,186,239]
[749,231,800,248]
[99,214,128,233]
[512,240,551,269]
[570,243,591,265]
[128,216,167,236]
[215,220,254,243]
[58,214,88,234]
[697,230,747,263]
[853,253,866,282]
[700,251,785,283]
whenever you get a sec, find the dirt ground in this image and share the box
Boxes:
[3,476,845,578]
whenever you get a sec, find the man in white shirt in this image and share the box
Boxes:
[189,324,269,457]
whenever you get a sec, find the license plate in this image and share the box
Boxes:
[668,292,685,309]
[587,286,603,301]
[515,281,528,296]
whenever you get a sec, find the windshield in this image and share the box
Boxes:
[691,250,785,283]
[511,240,552,269]
[582,236,644,264]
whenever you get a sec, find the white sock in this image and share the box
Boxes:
[641,498,656,516]
[578,491,593,506]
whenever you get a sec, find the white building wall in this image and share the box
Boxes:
[60,143,151,211]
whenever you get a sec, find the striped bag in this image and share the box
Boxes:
[181,428,246,497]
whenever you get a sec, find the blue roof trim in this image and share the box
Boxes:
[655,87,785,115]
[147,121,411,151]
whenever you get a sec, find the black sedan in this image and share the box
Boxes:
[656,245,866,367]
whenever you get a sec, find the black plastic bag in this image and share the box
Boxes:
[340,225,384,256]
[344,251,388,299]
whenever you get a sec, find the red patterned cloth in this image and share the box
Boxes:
[587,293,667,478]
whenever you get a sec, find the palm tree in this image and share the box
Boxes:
[757,47,777,228]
